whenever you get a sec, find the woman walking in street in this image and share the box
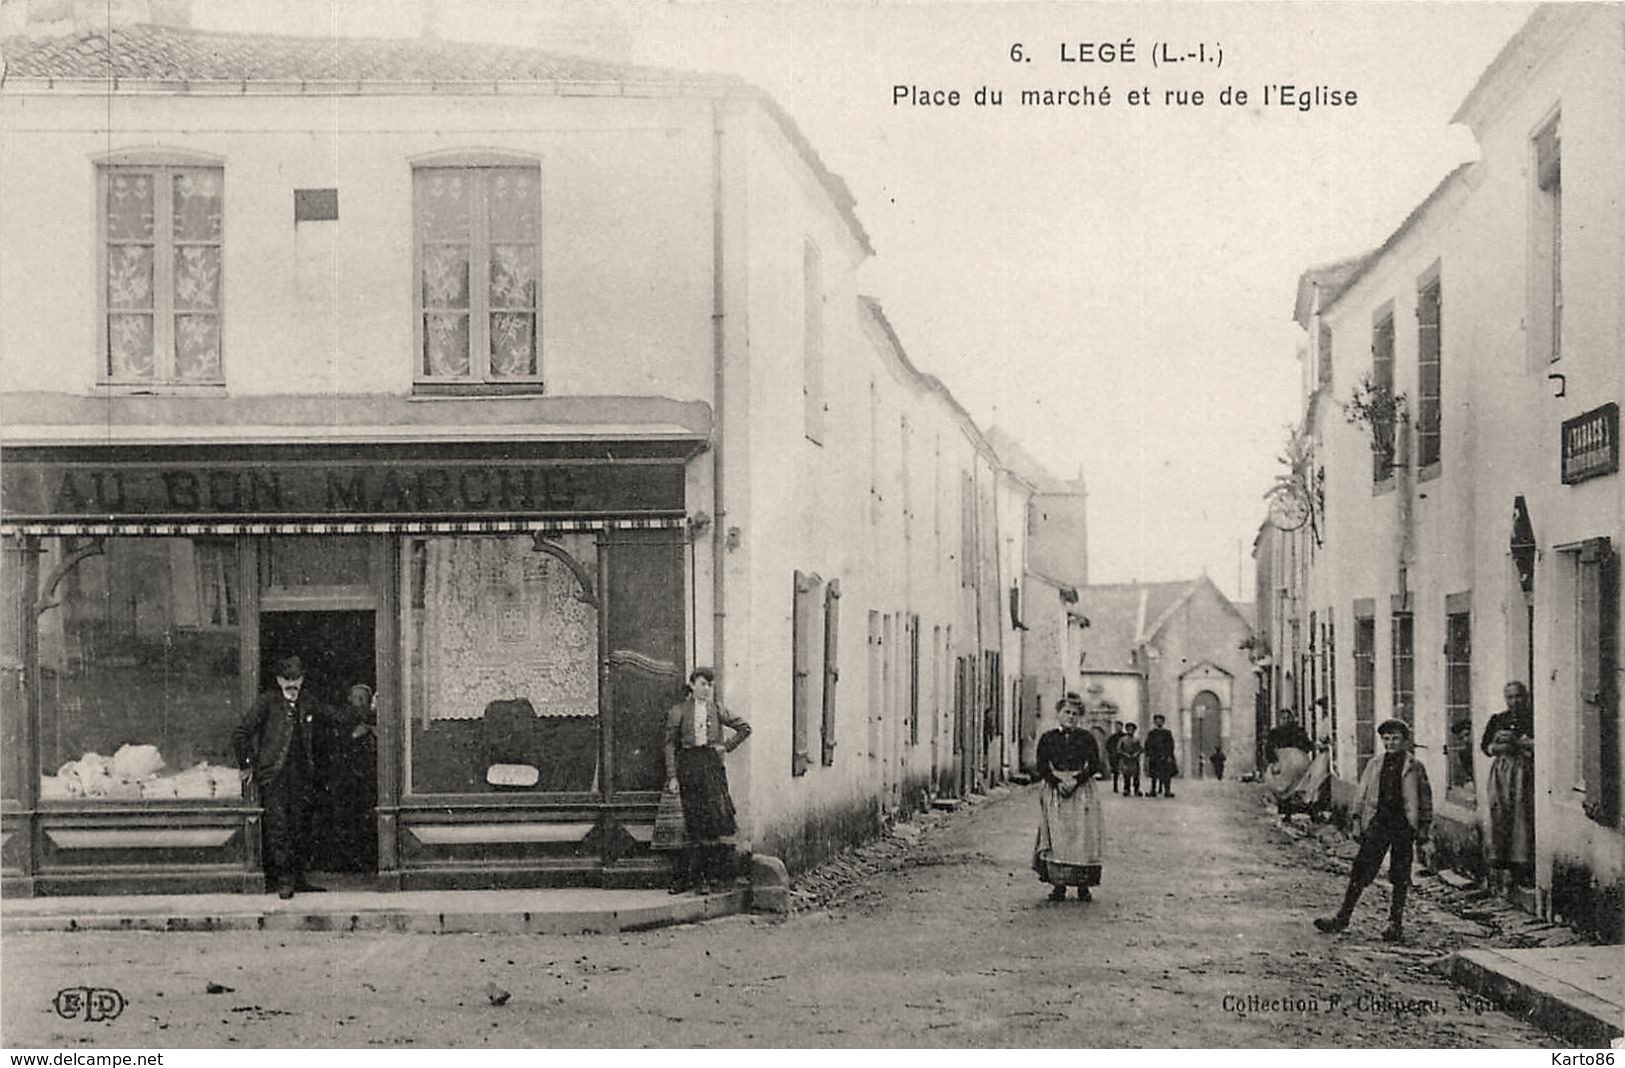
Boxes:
[1481,681,1535,889]
[1033,699,1107,901]
[664,667,752,895]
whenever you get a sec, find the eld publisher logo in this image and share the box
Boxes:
[53,987,125,1023]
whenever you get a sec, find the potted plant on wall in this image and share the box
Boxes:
[1343,373,1409,481]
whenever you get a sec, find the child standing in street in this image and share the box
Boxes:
[1115,723,1144,797]
[1315,718,1433,942]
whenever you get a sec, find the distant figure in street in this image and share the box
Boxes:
[1481,681,1535,890]
[1264,710,1327,817]
[1033,699,1107,901]
[1210,747,1227,780]
[1145,713,1177,798]
[1105,722,1127,794]
[233,656,328,899]
[1315,718,1433,942]
[1116,723,1144,797]
[664,667,752,895]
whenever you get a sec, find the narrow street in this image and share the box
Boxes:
[1,779,1557,1048]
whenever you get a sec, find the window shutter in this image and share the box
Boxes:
[1535,123,1561,192]
[1579,539,1620,826]
[821,579,841,765]
[792,571,814,776]
[909,613,921,745]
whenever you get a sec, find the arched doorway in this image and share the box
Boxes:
[1191,689,1222,779]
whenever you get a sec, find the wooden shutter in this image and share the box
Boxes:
[909,614,921,745]
[791,571,815,776]
[820,579,840,766]
[1579,539,1619,826]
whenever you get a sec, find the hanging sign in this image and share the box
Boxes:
[1561,403,1618,485]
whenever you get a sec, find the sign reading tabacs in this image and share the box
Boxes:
[1561,403,1618,486]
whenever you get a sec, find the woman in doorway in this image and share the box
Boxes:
[1033,699,1107,901]
[316,683,378,872]
[663,667,752,895]
[1481,681,1535,889]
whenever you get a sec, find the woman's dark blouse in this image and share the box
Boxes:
[1480,709,1534,757]
[1036,728,1104,787]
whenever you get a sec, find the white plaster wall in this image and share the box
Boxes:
[1453,8,1625,895]
[1318,173,1471,800]
[0,92,716,401]
[1307,6,1623,901]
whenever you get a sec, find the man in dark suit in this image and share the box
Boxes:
[233,655,326,899]
[1145,713,1178,798]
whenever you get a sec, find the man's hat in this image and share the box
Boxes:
[1376,717,1410,737]
[275,655,305,681]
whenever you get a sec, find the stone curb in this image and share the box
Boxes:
[1446,948,1623,1048]
[1,889,749,937]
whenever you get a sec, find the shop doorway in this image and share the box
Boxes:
[260,610,377,876]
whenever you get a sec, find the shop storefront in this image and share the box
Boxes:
[0,439,699,896]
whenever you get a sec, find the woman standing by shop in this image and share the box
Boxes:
[1481,681,1535,889]
[1033,699,1108,901]
[664,667,752,895]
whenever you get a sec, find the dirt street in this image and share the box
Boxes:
[1,779,1558,1048]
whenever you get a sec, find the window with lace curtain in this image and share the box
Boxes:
[100,166,224,385]
[414,164,542,388]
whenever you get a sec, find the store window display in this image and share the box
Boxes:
[36,537,243,802]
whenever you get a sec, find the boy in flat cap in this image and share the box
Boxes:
[1315,718,1432,941]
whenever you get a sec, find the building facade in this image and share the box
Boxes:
[0,18,1083,894]
[1276,5,1623,940]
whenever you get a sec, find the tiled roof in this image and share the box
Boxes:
[1292,253,1373,328]
[1319,164,1474,318]
[0,24,873,256]
[0,23,731,84]
[984,426,1074,495]
[1076,580,1192,673]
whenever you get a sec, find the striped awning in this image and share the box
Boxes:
[0,516,688,537]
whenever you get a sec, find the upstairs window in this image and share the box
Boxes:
[1316,321,1333,391]
[1417,276,1443,470]
[1531,116,1562,365]
[414,165,541,387]
[1371,312,1396,483]
[101,166,224,385]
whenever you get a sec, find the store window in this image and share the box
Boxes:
[403,534,599,795]
[36,537,244,802]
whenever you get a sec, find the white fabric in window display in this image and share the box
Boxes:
[422,536,597,722]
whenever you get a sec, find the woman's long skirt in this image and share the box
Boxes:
[676,746,737,842]
[1032,778,1105,887]
[1264,747,1312,802]
[1487,753,1535,868]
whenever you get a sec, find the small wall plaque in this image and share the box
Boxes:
[294,188,339,222]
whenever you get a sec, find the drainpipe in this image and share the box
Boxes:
[710,101,727,677]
